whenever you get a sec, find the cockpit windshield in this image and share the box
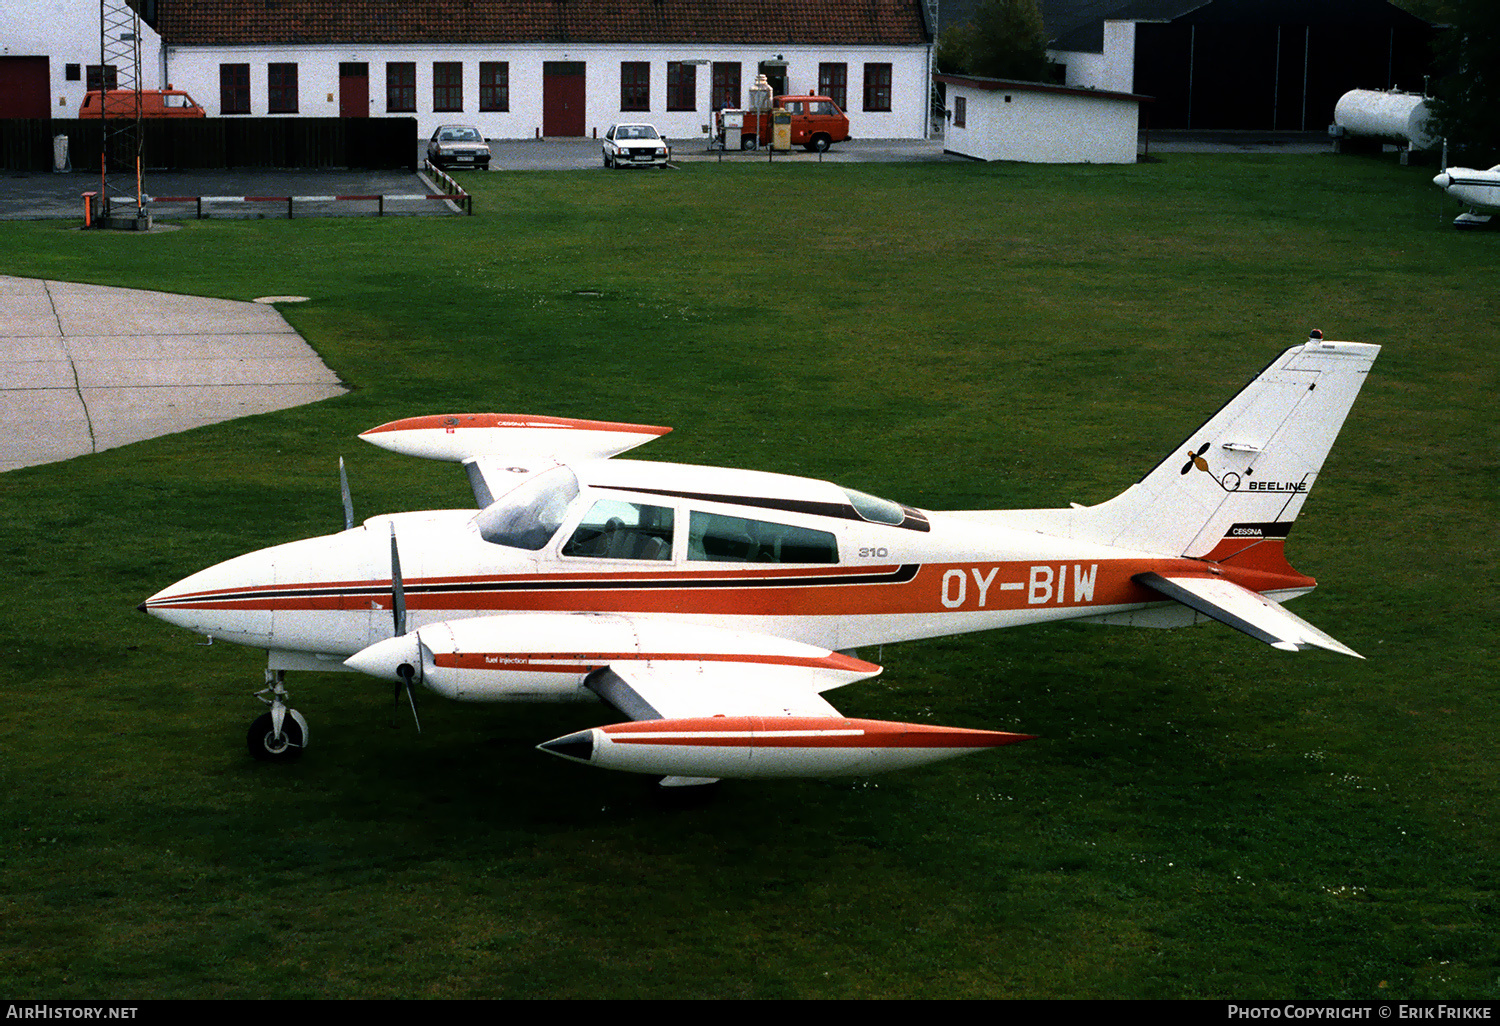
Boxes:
[475,466,581,550]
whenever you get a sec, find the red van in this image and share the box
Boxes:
[728,95,852,152]
[79,89,207,118]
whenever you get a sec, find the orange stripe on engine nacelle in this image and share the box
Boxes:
[433,650,879,674]
[602,717,1034,749]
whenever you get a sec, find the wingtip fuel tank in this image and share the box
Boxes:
[537,716,1035,780]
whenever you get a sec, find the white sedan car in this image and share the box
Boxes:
[602,124,671,169]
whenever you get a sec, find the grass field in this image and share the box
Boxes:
[1,152,1497,1000]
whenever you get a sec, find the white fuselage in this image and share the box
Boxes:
[143,458,1301,701]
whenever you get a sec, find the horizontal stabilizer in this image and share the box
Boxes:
[1134,572,1361,658]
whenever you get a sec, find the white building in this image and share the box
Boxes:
[0,0,166,118]
[141,0,934,141]
[937,74,1147,164]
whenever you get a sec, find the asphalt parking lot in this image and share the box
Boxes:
[0,167,461,221]
[1,138,959,222]
[2,132,1334,222]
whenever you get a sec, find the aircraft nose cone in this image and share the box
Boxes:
[536,730,597,766]
[138,549,276,644]
[1433,171,1452,188]
[344,633,423,682]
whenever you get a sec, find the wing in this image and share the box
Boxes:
[359,413,671,507]
[343,612,1030,782]
[1134,571,1362,658]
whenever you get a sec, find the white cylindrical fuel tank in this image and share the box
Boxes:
[1334,90,1435,149]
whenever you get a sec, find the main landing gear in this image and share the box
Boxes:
[248,669,308,762]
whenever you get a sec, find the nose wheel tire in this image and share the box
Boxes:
[248,709,308,763]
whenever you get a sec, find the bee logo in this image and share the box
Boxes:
[1180,442,1211,475]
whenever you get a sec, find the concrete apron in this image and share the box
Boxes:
[0,275,345,473]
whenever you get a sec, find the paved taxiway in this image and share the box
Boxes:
[0,276,344,473]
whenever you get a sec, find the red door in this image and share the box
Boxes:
[339,62,368,118]
[0,57,50,118]
[543,62,586,137]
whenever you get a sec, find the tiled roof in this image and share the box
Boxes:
[154,0,932,48]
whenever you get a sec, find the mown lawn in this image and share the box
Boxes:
[0,152,1496,999]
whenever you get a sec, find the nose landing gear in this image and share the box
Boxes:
[248,670,308,762]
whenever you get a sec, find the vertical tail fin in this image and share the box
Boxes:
[1085,335,1379,560]
[977,335,1379,567]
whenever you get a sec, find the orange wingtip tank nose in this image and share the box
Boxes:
[537,716,1036,780]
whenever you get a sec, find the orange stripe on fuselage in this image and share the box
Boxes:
[146,559,1313,618]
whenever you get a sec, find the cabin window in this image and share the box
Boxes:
[476,466,580,551]
[842,487,906,526]
[688,512,837,564]
[562,500,674,561]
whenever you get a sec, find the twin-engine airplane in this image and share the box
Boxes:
[142,333,1378,788]
[1433,165,1500,229]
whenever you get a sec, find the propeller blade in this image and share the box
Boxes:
[340,457,354,531]
[400,663,422,734]
[386,524,421,733]
[389,523,407,638]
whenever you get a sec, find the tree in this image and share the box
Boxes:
[935,0,1051,82]
[1429,0,1500,161]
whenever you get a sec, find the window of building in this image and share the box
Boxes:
[480,62,509,112]
[620,62,649,112]
[220,63,250,114]
[953,95,966,128]
[863,63,892,112]
[818,63,847,111]
[86,65,118,92]
[711,62,740,111]
[666,62,696,112]
[268,62,298,113]
[433,62,462,112]
[65,64,81,82]
[386,62,415,113]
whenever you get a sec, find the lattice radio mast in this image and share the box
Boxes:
[97,0,146,222]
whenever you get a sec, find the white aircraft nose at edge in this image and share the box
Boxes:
[1433,163,1500,229]
[141,332,1379,789]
